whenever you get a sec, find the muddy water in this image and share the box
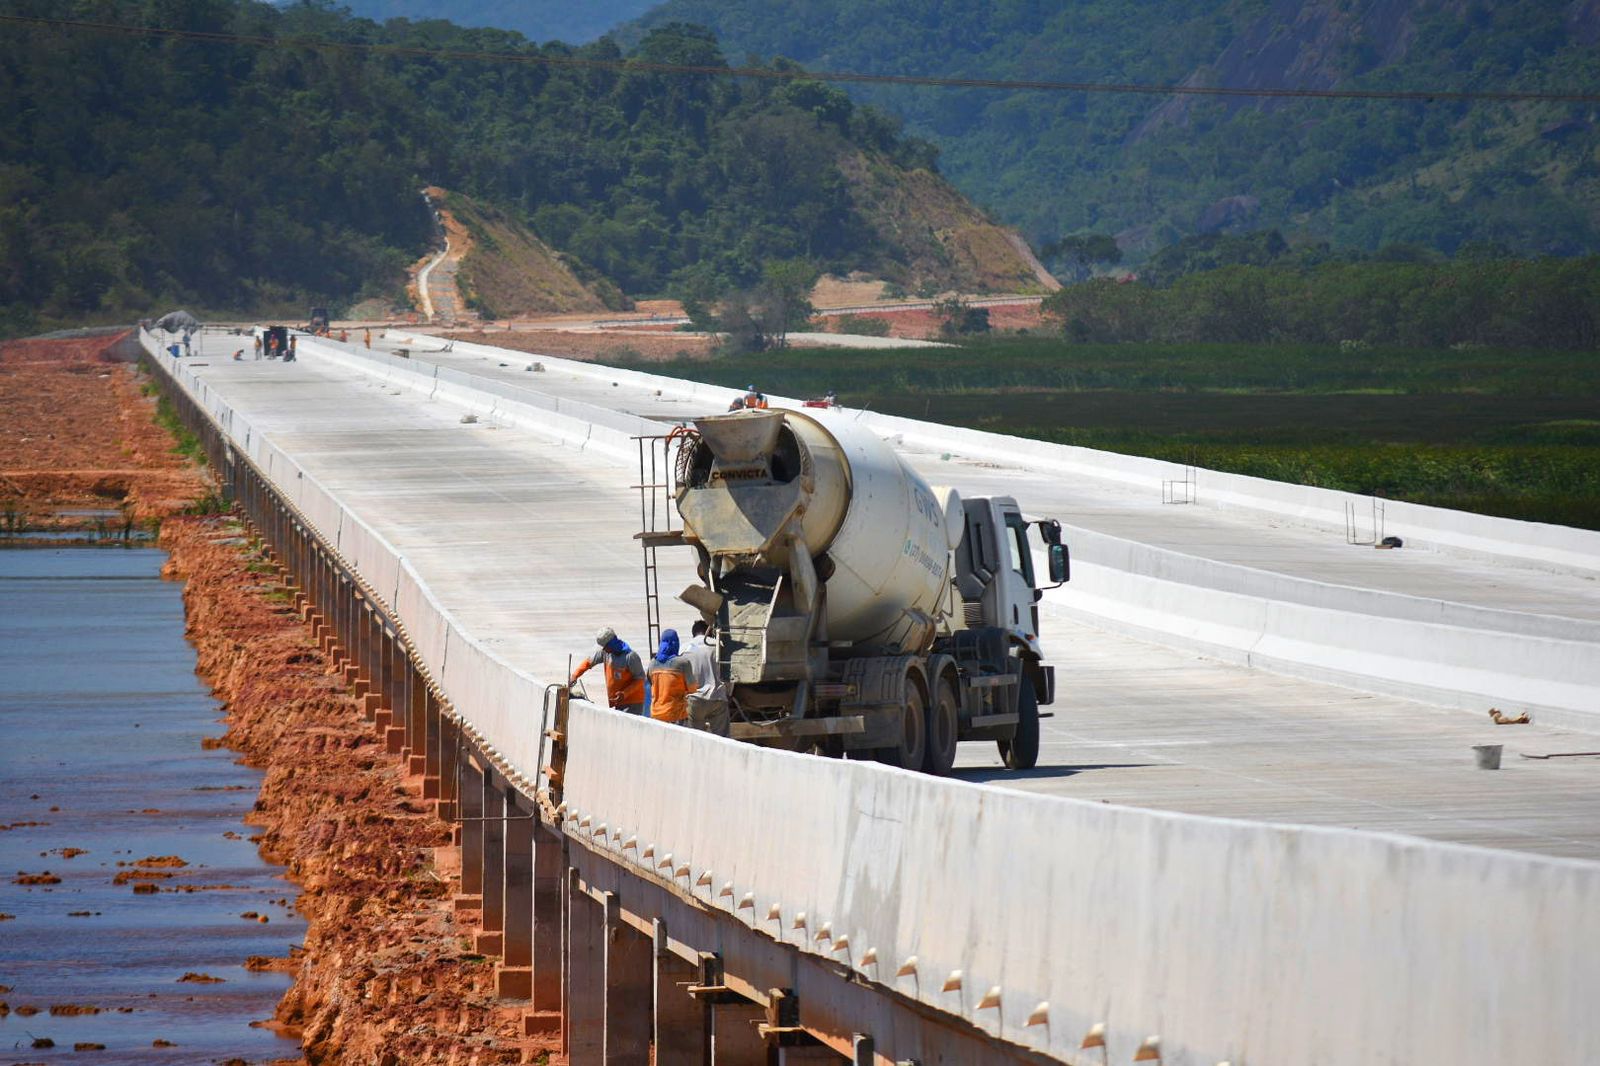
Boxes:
[0,549,303,1063]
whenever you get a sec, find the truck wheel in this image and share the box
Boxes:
[922,676,959,776]
[877,680,928,771]
[997,678,1040,771]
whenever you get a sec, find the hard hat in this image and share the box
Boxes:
[595,626,616,647]
[746,384,757,391]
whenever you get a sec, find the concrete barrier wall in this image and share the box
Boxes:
[144,330,1600,1064]
[565,695,1600,1066]
[1045,528,1600,731]
[1047,559,1600,731]
[342,340,1600,729]
[449,342,1600,577]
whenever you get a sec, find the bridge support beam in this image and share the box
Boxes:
[422,687,443,798]
[459,755,485,898]
[497,793,535,1000]
[565,867,605,1065]
[603,891,653,1063]
[652,919,708,1066]
[532,824,564,1012]
[437,716,459,820]
[478,775,507,956]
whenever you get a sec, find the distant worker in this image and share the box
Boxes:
[363,327,372,349]
[338,328,349,343]
[267,334,279,359]
[726,395,746,412]
[253,335,262,360]
[743,384,769,409]
[648,628,695,725]
[684,620,728,735]
[284,335,297,362]
[569,627,645,715]
[824,388,837,407]
[232,348,244,361]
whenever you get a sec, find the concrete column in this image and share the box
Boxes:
[497,799,534,1000]
[532,824,564,1013]
[652,920,709,1066]
[407,660,427,773]
[712,1001,769,1065]
[564,868,604,1066]
[459,755,485,897]
[603,892,652,1064]
[436,716,459,819]
[422,685,441,793]
[478,778,507,955]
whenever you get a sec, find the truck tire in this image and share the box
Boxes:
[997,677,1040,771]
[877,679,928,771]
[922,675,960,776]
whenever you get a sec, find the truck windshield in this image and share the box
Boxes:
[1004,512,1035,587]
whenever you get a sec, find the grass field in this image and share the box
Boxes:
[613,338,1600,530]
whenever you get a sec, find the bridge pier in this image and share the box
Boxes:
[459,755,485,901]
[565,867,605,1064]
[532,823,564,1013]
[652,919,709,1065]
[497,794,535,1000]
[603,891,653,1062]
[477,775,507,956]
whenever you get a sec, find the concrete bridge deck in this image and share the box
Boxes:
[171,340,1600,860]
[371,338,1600,625]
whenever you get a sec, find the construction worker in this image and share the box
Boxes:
[253,335,262,360]
[684,620,728,736]
[569,627,645,715]
[648,629,695,725]
[338,328,349,343]
[743,384,769,409]
[363,327,372,349]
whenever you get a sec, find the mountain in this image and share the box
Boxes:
[625,0,1600,261]
[0,2,1038,335]
[326,0,652,44]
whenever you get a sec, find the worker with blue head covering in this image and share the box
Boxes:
[648,627,695,725]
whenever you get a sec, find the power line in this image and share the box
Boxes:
[3,12,1598,105]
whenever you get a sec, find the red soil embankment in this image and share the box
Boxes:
[0,333,208,526]
[161,516,553,1064]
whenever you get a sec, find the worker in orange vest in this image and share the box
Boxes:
[648,628,694,725]
[569,627,646,715]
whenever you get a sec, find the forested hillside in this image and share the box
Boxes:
[627,0,1600,262]
[0,1,958,335]
[328,0,652,45]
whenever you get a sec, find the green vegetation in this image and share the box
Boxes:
[152,396,207,465]
[0,1,937,336]
[1043,253,1600,349]
[615,337,1600,529]
[627,0,1600,260]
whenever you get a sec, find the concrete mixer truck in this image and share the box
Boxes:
[642,407,1068,775]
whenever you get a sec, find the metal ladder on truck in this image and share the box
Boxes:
[632,432,691,652]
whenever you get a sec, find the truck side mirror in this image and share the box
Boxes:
[1047,543,1069,584]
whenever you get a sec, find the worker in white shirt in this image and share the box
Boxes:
[683,619,729,736]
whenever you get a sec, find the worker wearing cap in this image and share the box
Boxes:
[569,627,646,715]
[648,628,695,725]
[684,620,729,736]
[744,384,769,409]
